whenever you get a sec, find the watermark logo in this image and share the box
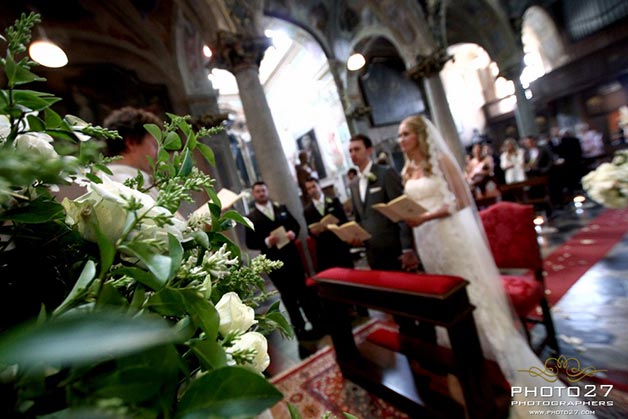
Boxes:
[512,354,614,414]
[518,354,607,383]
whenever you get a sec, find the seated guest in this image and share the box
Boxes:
[303,177,353,271]
[465,143,492,196]
[103,107,161,199]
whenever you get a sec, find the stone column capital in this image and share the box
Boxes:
[191,112,230,130]
[210,30,271,73]
[406,48,452,80]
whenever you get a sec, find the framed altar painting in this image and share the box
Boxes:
[296,129,327,179]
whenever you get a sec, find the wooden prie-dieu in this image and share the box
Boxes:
[313,268,510,419]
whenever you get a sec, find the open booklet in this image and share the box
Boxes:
[269,226,290,249]
[308,213,339,231]
[372,194,427,223]
[192,188,245,218]
[327,221,371,243]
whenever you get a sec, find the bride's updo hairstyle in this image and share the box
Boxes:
[401,115,433,182]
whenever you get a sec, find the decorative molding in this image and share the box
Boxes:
[209,30,271,72]
[405,48,452,79]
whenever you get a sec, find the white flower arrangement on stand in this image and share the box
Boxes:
[582,150,628,209]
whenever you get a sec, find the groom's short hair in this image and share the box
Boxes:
[350,134,373,149]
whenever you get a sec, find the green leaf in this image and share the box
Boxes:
[91,365,165,402]
[189,339,228,371]
[343,414,359,419]
[13,89,60,111]
[262,311,293,338]
[168,233,184,281]
[163,131,182,150]
[95,224,115,277]
[197,143,215,167]
[0,198,65,223]
[0,311,180,367]
[176,367,282,419]
[287,403,304,419]
[120,242,172,284]
[45,108,63,128]
[26,113,45,131]
[144,124,162,142]
[181,289,219,341]
[206,232,241,261]
[177,149,193,177]
[46,128,79,142]
[96,283,127,307]
[53,260,97,315]
[4,52,45,86]
[221,210,254,230]
[146,288,188,316]
[191,230,210,249]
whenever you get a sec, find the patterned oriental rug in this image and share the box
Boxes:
[270,320,411,419]
[543,207,628,306]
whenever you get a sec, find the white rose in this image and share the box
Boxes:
[14,132,58,160]
[62,176,185,245]
[229,331,270,373]
[215,292,256,336]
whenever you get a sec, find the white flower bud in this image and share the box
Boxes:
[229,331,270,373]
[215,292,256,336]
[14,132,58,160]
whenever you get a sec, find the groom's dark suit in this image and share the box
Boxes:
[303,196,353,271]
[350,163,413,270]
[245,203,321,335]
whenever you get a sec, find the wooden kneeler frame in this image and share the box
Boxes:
[313,268,509,419]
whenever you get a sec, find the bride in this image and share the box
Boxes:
[397,115,594,418]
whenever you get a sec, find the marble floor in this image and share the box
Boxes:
[262,201,628,389]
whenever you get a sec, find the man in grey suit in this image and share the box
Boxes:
[348,134,418,271]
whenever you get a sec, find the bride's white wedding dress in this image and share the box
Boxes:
[405,176,594,419]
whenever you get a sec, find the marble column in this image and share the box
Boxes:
[211,30,307,236]
[407,49,466,168]
[513,77,539,138]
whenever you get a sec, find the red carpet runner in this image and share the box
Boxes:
[543,207,628,305]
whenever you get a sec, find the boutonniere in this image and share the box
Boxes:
[366,172,377,184]
[325,197,333,205]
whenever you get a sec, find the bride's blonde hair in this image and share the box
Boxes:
[401,115,433,182]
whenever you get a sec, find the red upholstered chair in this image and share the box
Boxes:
[479,201,559,354]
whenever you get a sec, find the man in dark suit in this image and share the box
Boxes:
[522,135,554,177]
[245,181,323,340]
[303,176,353,271]
[348,134,418,271]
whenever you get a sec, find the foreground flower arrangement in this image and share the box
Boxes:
[582,149,628,209]
[0,13,293,418]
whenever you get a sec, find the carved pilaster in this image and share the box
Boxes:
[210,30,271,73]
[345,105,372,121]
[406,48,452,80]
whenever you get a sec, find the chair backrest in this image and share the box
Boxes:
[294,236,317,275]
[479,202,543,272]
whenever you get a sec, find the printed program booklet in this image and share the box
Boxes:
[327,221,371,243]
[372,194,427,222]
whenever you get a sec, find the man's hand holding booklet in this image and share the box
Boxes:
[327,221,371,243]
[372,194,427,222]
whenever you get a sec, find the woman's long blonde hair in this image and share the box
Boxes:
[401,115,433,182]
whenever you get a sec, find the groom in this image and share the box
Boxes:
[348,134,418,271]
